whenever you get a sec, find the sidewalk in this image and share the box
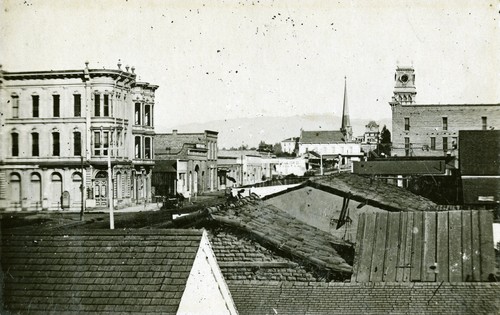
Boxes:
[86,202,162,213]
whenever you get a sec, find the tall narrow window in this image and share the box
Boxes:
[11,133,19,156]
[74,94,81,117]
[442,137,448,152]
[32,133,39,156]
[31,173,42,204]
[94,131,101,156]
[94,94,100,116]
[53,95,60,117]
[12,95,19,118]
[103,132,109,156]
[9,173,21,203]
[404,117,410,131]
[404,137,410,156]
[452,137,458,150]
[145,137,151,159]
[52,132,60,156]
[134,103,141,125]
[482,117,487,130]
[430,137,436,150]
[32,95,39,117]
[74,131,81,156]
[135,136,141,158]
[145,105,151,126]
[442,117,448,131]
[103,94,109,116]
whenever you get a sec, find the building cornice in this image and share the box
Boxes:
[2,68,136,83]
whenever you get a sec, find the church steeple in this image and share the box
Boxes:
[340,76,353,142]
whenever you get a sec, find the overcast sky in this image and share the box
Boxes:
[1,0,498,132]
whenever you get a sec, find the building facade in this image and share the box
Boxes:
[0,62,157,211]
[280,137,299,155]
[217,150,273,187]
[153,130,218,198]
[355,120,380,154]
[390,66,500,157]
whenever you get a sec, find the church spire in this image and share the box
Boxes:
[340,76,353,142]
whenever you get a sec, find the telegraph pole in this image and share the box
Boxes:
[80,156,85,221]
[108,147,114,229]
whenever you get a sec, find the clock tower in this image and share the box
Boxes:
[389,67,417,106]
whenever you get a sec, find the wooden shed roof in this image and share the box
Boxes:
[351,210,496,283]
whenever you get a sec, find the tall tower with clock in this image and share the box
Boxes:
[389,67,417,106]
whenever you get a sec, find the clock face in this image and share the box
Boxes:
[401,74,409,83]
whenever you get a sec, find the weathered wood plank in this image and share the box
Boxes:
[471,211,481,281]
[436,211,449,282]
[461,211,473,281]
[370,212,388,282]
[402,212,414,282]
[448,211,463,282]
[479,210,495,281]
[351,212,366,282]
[356,212,376,282]
[383,212,400,282]
[395,212,408,282]
[410,211,423,282]
[422,212,437,282]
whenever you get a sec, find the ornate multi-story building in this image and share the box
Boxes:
[0,62,157,211]
[389,66,500,157]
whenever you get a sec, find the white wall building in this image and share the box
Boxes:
[0,62,157,211]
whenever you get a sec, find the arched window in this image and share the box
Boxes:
[9,173,21,203]
[50,173,63,207]
[30,173,42,203]
[71,172,82,204]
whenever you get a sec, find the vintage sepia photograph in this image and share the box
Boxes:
[0,0,499,314]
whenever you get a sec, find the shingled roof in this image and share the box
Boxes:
[228,281,500,315]
[307,173,437,211]
[300,130,345,144]
[163,195,353,280]
[1,229,208,314]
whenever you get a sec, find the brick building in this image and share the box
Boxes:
[389,66,500,157]
[153,130,218,198]
[0,62,157,211]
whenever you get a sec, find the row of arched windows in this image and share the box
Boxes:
[9,172,81,206]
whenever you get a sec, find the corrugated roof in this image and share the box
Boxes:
[1,229,203,314]
[308,173,437,211]
[164,195,353,279]
[300,130,345,144]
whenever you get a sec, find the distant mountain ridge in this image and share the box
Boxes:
[157,114,391,149]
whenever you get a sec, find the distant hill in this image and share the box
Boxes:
[157,114,391,149]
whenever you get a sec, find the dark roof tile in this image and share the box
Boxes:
[307,173,436,211]
[1,229,204,315]
[167,198,353,280]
